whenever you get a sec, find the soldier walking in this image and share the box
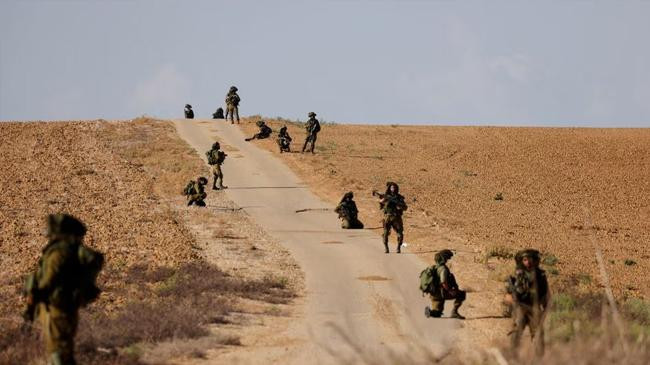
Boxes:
[422,249,466,319]
[508,249,549,357]
[205,142,227,190]
[334,192,364,229]
[24,214,104,365]
[301,112,321,153]
[225,86,241,124]
[373,182,407,253]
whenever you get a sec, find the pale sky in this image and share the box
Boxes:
[1,0,649,126]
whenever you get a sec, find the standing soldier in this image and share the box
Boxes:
[277,125,292,153]
[245,120,273,141]
[183,177,209,206]
[508,249,549,357]
[184,104,194,119]
[24,214,104,365]
[334,192,364,229]
[373,182,407,253]
[301,112,321,153]
[422,249,466,319]
[205,142,227,190]
[225,86,241,124]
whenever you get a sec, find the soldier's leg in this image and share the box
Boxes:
[529,311,545,356]
[234,106,240,123]
[394,217,404,253]
[429,295,444,317]
[382,218,391,253]
[352,219,364,229]
[225,106,231,122]
[45,308,78,365]
[212,166,219,190]
[510,305,530,355]
[302,137,309,152]
[451,290,466,319]
[216,165,225,188]
[341,218,351,229]
[310,134,318,153]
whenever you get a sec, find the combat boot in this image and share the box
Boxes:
[396,244,402,254]
[450,309,465,320]
[425,307,442,318]
[384,244,389,254]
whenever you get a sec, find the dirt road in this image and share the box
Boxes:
[174,119,459,364]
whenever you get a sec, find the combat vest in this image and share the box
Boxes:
[381,194,406,217]
[26,239,104,311]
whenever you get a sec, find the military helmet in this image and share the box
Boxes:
[344,191,354,199]
[434,249,454,264]
[516,249,541,266]
[385,181,399,194]
[197,177,208,185]
[47,214,87,237]
[230,86,238,92]
[185,104,192,109]
[212,142,221,150]
[280,125,287,132]
[308,112,316,118]
[256,120,265,127]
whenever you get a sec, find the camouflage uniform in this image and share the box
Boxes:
[378,182,407,253]
[184,104,194,119]
[301,112,321,153]
[184,177,208,206]
[508,249,549,357]
[212,107,224,119]
[425,249,466,319]
[225,86,240,124]
[277,126,292,153]
[245,121,273,141]
[206,142,227,190]
[334,192,364,229]
[25,214,100,365]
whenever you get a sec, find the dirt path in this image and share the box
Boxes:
[173,119,460,364]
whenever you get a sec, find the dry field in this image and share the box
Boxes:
[241,117,650,298]
[0,118,301,364]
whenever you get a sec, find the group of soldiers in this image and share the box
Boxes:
[245,111,321,154]
[24,87,549,364]
[183,86,240,123]
[335,181,549,356]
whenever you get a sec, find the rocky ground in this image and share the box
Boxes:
[0,118,302,364]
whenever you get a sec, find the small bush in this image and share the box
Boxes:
[494,192,504,201]
[542,254,559,266]
[624,259,637,266]
[484,245,514,263]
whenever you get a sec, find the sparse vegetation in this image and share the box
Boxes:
[494,192,504,201]
[624,259,637,266]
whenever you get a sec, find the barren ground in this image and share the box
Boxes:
[0,119,302,364]
[240,116,650,352]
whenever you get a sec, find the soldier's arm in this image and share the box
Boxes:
[36,250,65,297]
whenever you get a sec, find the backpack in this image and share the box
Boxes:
[74,244,104,306]
[419,265,440,294]
[206,150,219,165]
[311,121,321,134]
[216,151,226,164]
[183,181,196,195]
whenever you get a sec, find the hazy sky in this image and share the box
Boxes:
[1,0,649,126]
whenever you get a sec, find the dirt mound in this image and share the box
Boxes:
[240,117,650,299]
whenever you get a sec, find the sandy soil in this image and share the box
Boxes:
[0,118,302,363]
[239,116,650,354]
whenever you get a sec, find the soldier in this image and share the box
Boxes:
[205,142,227,190]
[245,120,273,141]
[212,107,225,119]
[301,112,321,153]
[334,192,364,229]
[373,182,407,253]
[225,86,241,124]
[184,104,194,119]
[183,177,208,206]
[508,249,549,357]
[277,125,292,153]
[423,249,466,319]
[24,214,104,365]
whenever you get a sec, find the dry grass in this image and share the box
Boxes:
[0,118,297,364]
[239,117,650,299]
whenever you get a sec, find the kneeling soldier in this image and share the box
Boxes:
[183,177,208,206]
[334,192,364,229]
[423,249,466,319]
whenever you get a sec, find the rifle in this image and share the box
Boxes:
[22,273,38,324]
[371,190,384,199]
